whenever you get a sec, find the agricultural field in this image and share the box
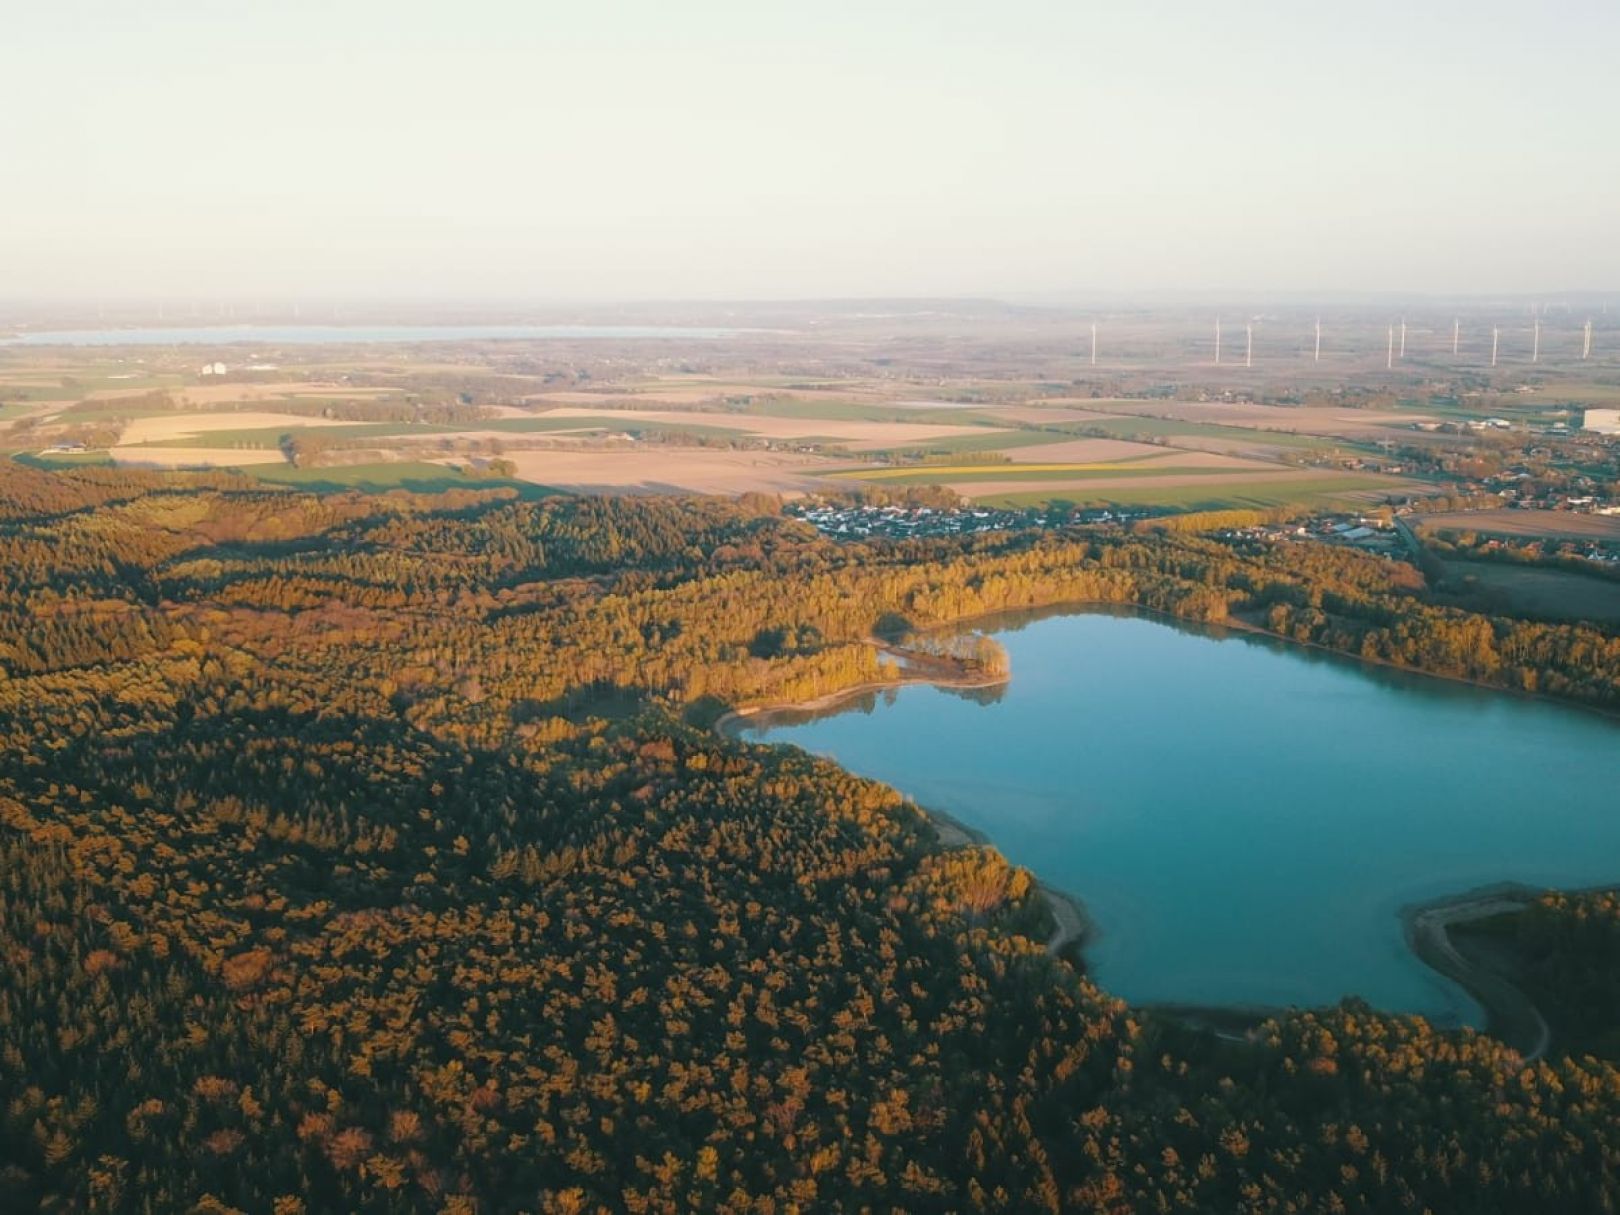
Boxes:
[977,405,1366,454]
[522,406,1006,450]
[0,356,1438,512]
[13,312,1620,519]
[491,447,842,495]
[249,460,550,495]
[1079,398,1429,436]
[1426,557,1620,625]
[1415,509,1620,543]
[111,445,292,468]
[977,474,1411,511]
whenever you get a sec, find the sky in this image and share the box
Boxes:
[4,0,1617,303]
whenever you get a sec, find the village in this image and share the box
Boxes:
[787,499,1147,539]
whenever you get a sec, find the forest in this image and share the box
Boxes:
[2,463,1620,1213]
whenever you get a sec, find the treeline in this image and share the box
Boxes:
[250,398,496,425]
[0,466,1618,1210]
[1135,506,1303,534]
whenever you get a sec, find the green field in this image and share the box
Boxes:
[247,461,561,496]
[479,416,753,440]
[120,415,767,450]
[9,452,561,495]
[125,421,461,449]
[743,399,922,422]
[56,401,195,422]
[1428,556,1620,625]
[14,451,116,469]
[0,383,82,403]
[860,429,1076,458]
[833,461,1224,485]
[0,372,186,402]
[745,398,1007,427]
[976,474,1408,511]
[1039,413,1350,450]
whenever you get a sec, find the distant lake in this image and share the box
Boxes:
[736,610,1620,1025]
[0,323,749,347]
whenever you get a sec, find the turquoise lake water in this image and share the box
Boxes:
[737,610,1620,1025]
[0,324,745,346]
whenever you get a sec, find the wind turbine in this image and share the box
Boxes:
[1399,318,1407,360]
[1452,318,1460,357]
[1215,317,1222,366]
[1314,317,1321,363]
[1532,318,1541,363]
[1584,319,1593,360]
[1492,326,1500,367]
[1246,322,1253,369]
[1090,322,1097,366]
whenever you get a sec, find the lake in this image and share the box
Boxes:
[0,323,748,347]
[735,609,1620,1025]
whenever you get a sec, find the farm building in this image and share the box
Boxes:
[1584,408,1620,435]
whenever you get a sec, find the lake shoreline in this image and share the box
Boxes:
[727,597,1620,730]
[720,668,1099,963]
[924,820,1569,1061]
[1147,884,1584,1062]
[1402,883,1552,1060]
[712,642,1010,736]
[720,601,1618,1056]
[914,802,1095,958]
[1214,608,1620,725]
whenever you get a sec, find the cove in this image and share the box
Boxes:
[735,609,1620,1026]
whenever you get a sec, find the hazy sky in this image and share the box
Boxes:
[5,0,1617,302]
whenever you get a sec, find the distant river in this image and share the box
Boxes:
[0,323,749,347]
[736,609,1620,1025]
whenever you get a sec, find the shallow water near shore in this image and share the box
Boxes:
[736,609,1620,1025]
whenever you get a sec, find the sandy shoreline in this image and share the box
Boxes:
[1157,883,1583,1060]
[1402,883,1551,1060]
[1401,880,1620,1062]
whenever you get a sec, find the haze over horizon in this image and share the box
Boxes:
[7,0,1618,304]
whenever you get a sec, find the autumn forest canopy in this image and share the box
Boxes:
[3,463,1620,1213]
